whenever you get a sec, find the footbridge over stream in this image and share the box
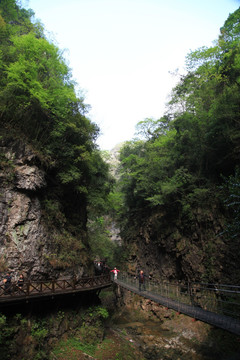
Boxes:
[115,273,240,336]
[1,272,240,336]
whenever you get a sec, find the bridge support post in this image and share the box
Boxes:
[27,282,30,296]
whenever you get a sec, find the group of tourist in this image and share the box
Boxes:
[110,267,150,292]
[94,259,149,293]
[94,260,110,276]
[2,267,150,294]
[2,273,24,294]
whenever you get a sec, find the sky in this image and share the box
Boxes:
[25,0,240,150]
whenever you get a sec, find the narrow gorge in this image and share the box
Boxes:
[0,1,240,359]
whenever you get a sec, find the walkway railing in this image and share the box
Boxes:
[116,273,240,335]
[0,274,112,304]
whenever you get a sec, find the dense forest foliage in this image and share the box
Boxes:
[0,0,239,277]
[115,8,240,282]
[118,7,240,220]
[0,0,116,267]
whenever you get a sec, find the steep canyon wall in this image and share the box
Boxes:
[123,205,237,284]
[0,137,91,280]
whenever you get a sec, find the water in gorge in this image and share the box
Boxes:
[100,288,240,360]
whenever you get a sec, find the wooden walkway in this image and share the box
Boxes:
[0,274,112,305]
[115,278,240,336]
[2,272,240,336]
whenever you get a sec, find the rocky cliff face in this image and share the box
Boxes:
[123,204,235,284]
[0,137,90,280]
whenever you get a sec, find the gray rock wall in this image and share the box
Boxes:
[0,139,87,280]
[0,140,51,279]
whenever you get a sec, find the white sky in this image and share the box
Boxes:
[25,0,240,150]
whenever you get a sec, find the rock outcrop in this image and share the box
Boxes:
[123,205,232,283]
[0,137,89,280]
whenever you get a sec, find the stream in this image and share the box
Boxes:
[105,303,240,360]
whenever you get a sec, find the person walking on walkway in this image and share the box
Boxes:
[138,270,146,291]
[3,272,12,294]
[110,267,120,280]
[17,274,24,289]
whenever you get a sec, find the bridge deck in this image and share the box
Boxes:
[0,275,112,305]
[1,273,240,336]
[116,279,240,336]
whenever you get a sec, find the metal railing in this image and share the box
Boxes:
[117,273,240,321]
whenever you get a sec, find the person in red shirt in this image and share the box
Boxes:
[110,267,120,280]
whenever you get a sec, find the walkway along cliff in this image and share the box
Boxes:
[114,273,240,336]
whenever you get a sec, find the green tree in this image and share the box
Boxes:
[0,0,112,266]
[1,32,78,136]
[116,8,240,283]
[221,168,240,239]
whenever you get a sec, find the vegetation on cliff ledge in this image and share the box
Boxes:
[0,0,114,268]
[0,0,239,280]
[115,8,240,283]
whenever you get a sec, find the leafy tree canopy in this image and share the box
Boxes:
[0,0,111,233]
[117,8,240,257]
